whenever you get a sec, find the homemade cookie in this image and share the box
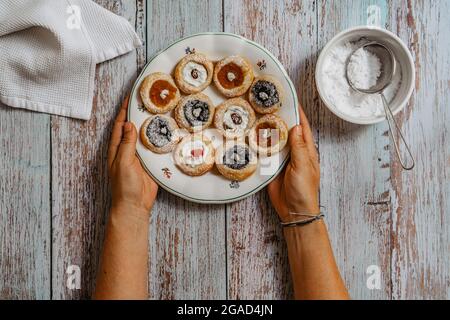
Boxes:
[140,115,181,154]
[174,53,214,94]
[214,97,255,139]
[249,114,288,156]
[175,93,215,132]
[213,55,254,97]
[174,134,215,176]
[215,142,257,181]
[140,72,180,114]
[248,75,284,114]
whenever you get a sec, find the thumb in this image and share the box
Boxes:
[116,122,137,162]
[289,125,309,167]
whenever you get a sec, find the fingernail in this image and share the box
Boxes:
[296,125,302,136]
[124,122,132,132]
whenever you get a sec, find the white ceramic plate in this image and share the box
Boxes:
[128,32,299,204]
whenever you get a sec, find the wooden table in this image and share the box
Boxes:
[1,0,449,300]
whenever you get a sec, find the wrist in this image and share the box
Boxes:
[288,203,320,215]
[283,219,326,239]
[111,201,151,220]
[108,205,150,246]
[279,205,320,224]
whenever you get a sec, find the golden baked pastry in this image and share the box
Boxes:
[248,75,284,114]
[213,55,254,97]
[174,134,215,176]
[249,114,288,156]
[214,97,255,139]
[140,115,181,154]
[174,53,213,94]
[215,141,257,181]
[140,72,180,114]
[175,93,215,132]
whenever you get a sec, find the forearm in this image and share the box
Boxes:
[284,220,349,300]
[94,205,150,300]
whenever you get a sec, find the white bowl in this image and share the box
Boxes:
[315,26,415,125]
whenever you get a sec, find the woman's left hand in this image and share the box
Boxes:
[107,96,158,217]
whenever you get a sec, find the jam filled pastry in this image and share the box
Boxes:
[215,142,258,181]
[140,115,181,154]
[174,53,214,94]
[214,97,255,139]
[249,114,288,156]
[140,72,180,114]
[174,134,215,176]
[248,75,284,114]
[213,55,254,97]
[175,93,215,132]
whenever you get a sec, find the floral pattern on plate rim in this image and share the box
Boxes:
[257,59,267,70]
[137,104,146,113]
[229,181,240,189]
[185,46,196,55]
[161,167,172,179]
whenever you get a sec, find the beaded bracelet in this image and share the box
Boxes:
[280,213,325,228]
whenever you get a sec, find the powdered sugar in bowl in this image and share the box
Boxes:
[315,26,415,125]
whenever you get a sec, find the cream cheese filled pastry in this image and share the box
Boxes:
[215,142,257,181]
[249,114,288,156]
[175,93,215,132]
[213,55,254,97]
[174,53,213,94]
[140,72,180,114]
[140,115,181,154]
[174,134,215,176]
[248,75,284,114]
[214,97,255,139]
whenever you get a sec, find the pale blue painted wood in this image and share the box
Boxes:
[50,0,140,299]
[0,0,448,300]
[224,0,319,299]
[146,0,227,300]
[317,0,392,299]
[0,106,51,299]
[389,0,450,299]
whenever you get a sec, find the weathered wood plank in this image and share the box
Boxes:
[146,0,227,300]
[135,0,147,73]
[0,0,446,301]
[224,0,318,299]
[317,0,392,299]
[390,0,450,300]
[51,0,139,299]
[0,107,51,299]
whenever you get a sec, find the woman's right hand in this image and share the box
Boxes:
[268,106,320,222]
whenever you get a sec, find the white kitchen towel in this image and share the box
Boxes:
[0,0,142,120]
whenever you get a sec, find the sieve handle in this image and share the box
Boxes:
[381,94,415,170]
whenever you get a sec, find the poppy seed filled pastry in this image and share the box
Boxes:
[174,134,215,176]
[248,75,284,114]
[174,53,214,94]
[213,55,254,97]
[215,142,257,181]
[140,115,181,154]
[249,114,288,156]
[175,93,215,132]
[214,97,255,139]
[140,72,180,114]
